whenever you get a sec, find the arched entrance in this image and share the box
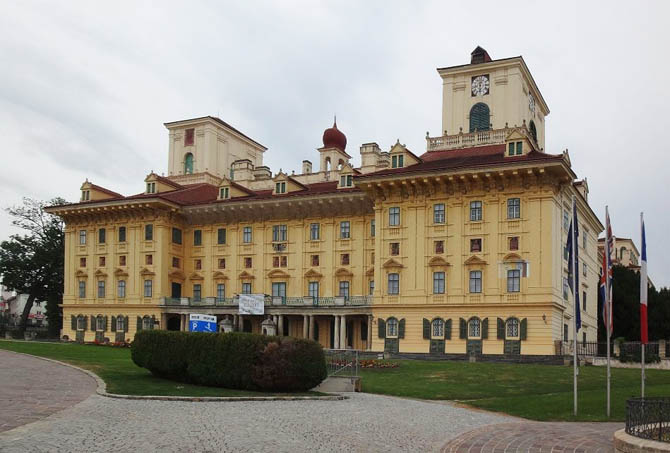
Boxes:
[167,315,181,331]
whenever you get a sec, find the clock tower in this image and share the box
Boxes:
[437,46,549,150]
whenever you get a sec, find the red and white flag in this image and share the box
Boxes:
[640,213,648,344]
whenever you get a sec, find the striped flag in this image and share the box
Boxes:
[602,207,613,335]
[640,213,648,344]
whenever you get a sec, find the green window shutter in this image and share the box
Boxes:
[482,318,489,339]
[104,316,108,331]
[71,315,77,330]
[111,316,116,332]
[137,316,142,331]
[398,319,405,339]
[423,318,430,339]
[520,318,528,340]
[124,316,129,332]
[459,318,466,339]
[508,142,514,156]
[516,141,522,155]
[445,319,452,340]
[497,318,505,340]
[378,318,386,338]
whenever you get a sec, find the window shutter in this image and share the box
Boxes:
[445,319,452,340]
[137,316,142,331]
[459,318,466,339]
[482,318,489,340]
[104,316,108,331]
[71,315,77,331]
[124,316,129,332]
[83,316,88,331]
[378,318,386,338]
[111,316,116,332]
[423,318,430,339]
[520,318,528,341]
[398,319,405,339]
[497,318,505,340]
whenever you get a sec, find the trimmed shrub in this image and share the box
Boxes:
[131,330,327,392]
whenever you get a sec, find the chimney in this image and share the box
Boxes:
[302,160,312,174]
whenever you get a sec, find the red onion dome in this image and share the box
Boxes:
[322,120,347,151]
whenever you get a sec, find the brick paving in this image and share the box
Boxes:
[0,349,97,433]
[441,421,623,453]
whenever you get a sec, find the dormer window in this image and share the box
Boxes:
[81,190,90,201]
[146,182,156,194]
[391,155,404,168]
[508,141,523,156]
[275,182,286,194]
[219,187,229,199]
[339,175,353,187]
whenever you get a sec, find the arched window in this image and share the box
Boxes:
[431,318,444,338]
[325,157,331,172]
[469,103,490,132]
[386,317,398,337]
[76,315,86,330]
[184,153,194,174]
[506,318,519,338]
[529,120,537,143]
[468,317,481,338]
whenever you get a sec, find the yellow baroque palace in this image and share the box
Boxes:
[47,47,602,356]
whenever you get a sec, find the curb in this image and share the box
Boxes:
[1,348,347,402]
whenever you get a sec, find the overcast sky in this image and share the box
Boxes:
[1,1,668,286]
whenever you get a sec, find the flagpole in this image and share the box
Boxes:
[641,212,645,398]
[572,195,578,417]
[606,206,611,418]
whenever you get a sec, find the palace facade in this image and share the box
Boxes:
[48,47,603,356]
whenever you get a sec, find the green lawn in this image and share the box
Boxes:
[360,359,670,421]
[0,340,318,397]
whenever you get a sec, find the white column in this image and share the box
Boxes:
[340,314,347,349]
[334,315,340,349]
[278,315,284,336]
[367,315,373,350]
[303,314,309,338]
[238,315,244,332]
[308,315,315,341]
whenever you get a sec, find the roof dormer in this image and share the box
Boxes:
[338,163,358,189]
[389,141,422,169]
[217,177,254,200]
[273,171,307,195]
[144,172,182,195]
[80,179,122,203]
[504,128,534,157]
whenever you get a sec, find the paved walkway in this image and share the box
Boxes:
[0,349,96,433]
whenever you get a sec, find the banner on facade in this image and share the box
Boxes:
[189,313,217,332]
[238,294,265,315]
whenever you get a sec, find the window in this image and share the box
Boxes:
[194,230,202,246]
[273,256,279,268]
[339,175,353,187]
[76,315,86,330]
[117,280,126,298]
[272,282,286,298]
[96,316,105,331]
[80,257,86,267]
[341,253,350,265]
[311,255,319,267]
[388,273,399,295]
[583,291,587,312]
[390,243,399,256]
[243,226,252,243]
[433,272,445,294]
[81,190,90,201]
[195,259,202,270]
[184,128,194,146]
[310,223,320,240]
[172,228,182,244]
[142,316,154,330]
[99,256,106,267]
[217,284,225,302]
[564,323,568,341]
[583,332,587,347]
[184,152,194,174]
[272,225,287,242]
[469,102,490,132]
[563,210,570,230]
[116,316,125,332]
[340,221,350,239]
[470,201,482,221]
[275,182,286,194]
[432,318,444,338]
[146,254,153,265]
[389,207,400,226]
[370,220,375,237]
[98,228,106,244]
[97,281,105,298]
[78,281,86,298]
[281,256,287,268]
[435,241,444,254]
[582,229,588,249]
[469,270,482,293]
[508,141,522,156]
[507,269,521,292]
[146,182,156,194]
[118,227,126,242]
[339,281,349,299]
[468,318,481,337]
[193,284,201,301]
[507,198,520,219]
[143,280,152,298]
[220,187,229,199]
[433,204,445,224]
[563,277,569,300]
[391,155,404,168]
[79,230,86,245]
[470,238,482,253]
[308,281,319,298]
[217,228,226,244]
[172,257,180,268]
[145,224,153,241]
[506,318,519,338]
[509,236,519,251]
[583,262,587,277]
[244,257,252,268]
[387,318,398,337]
[242,282,252,294]
[369,280,375,295]
[218,258,225,269]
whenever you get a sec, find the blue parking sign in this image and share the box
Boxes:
[189,314,217,333]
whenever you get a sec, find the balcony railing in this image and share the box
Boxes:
[426,125,537,152]
[160,295,372,308]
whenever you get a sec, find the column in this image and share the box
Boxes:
[303,314,309,338]
[308,315,314,340]
[278,315,284,336]
[233,314,238,331]
[179,314,184,331]
[340,314,347,349]
[238,315,244,332]
[334,315,340,349]
[160,313,167,330]
[367,315,373,350]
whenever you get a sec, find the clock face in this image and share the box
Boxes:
[528,93,536,114]
[471,75,490,96]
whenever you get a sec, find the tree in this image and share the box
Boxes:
[0,198,66,335]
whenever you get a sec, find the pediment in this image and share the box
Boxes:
[94,269,108,277]
[304,269,323,279]
[238,270,255,280]
[188,272,204,281]
[505,129,526,141]
[267,269,290,279]
[502,253,523,262]
[382,258,404,269]
[139,267,155,276]
[334,268,354,277]
[212,271,228,280]
[365,267,375,277]
[75,270,88,278]
[114,268,128,277]
[168,269,186,280]
[464,255,487,266]
[428,256,451,267]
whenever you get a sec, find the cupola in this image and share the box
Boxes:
[322,119,347,151]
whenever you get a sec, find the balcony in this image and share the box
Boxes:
[160,295,372,308]
[426,125,537,152]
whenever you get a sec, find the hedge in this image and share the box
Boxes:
[131,330,327,392]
